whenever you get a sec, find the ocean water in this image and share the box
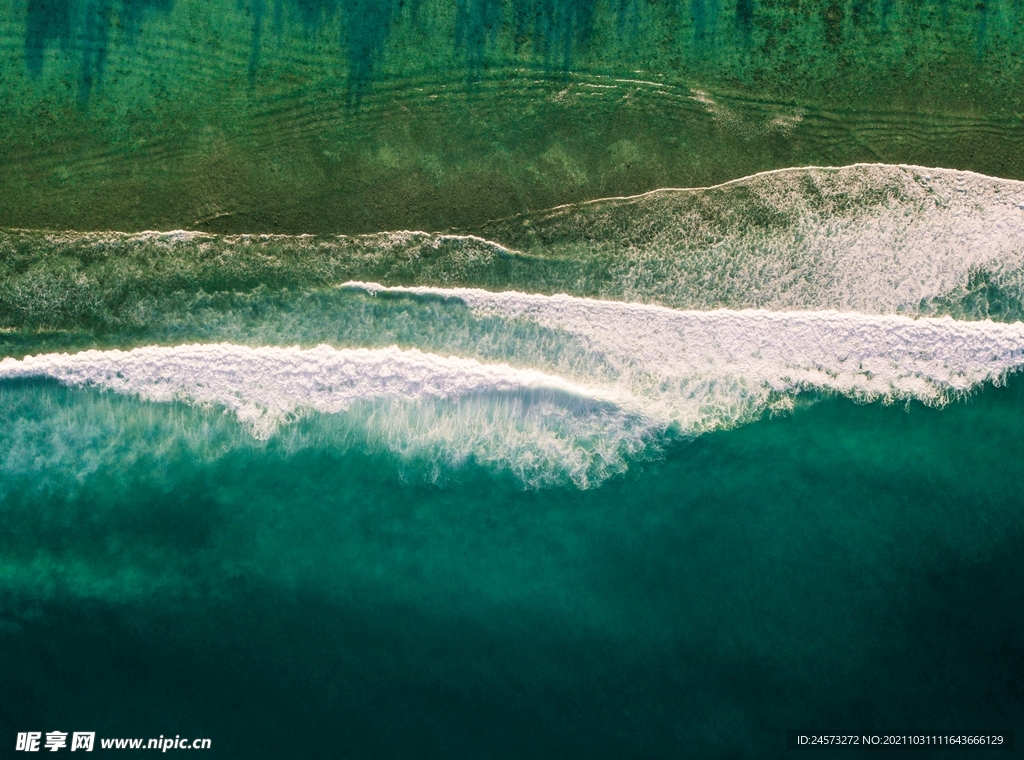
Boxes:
[5,0,1024,233]
[2,164,1024,755]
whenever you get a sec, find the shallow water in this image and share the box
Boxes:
[4,0,1024,232]
[3,0,1024,751]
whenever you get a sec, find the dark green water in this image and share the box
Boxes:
[1,375,1022,757]
[2,163,1024,755]
[3,0,1024,754]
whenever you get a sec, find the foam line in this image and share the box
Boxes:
[0,344,613,438]
[346,283,1024,403]
[6,165,1024,340]
[482,163,1024,316]
[6,290,1024,485]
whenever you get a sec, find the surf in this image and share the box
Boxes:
[5,286,1024,486]
[3,164,1024,351]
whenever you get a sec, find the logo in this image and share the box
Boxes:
[15,732,93,752]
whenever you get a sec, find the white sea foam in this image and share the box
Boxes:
[0,343,651,486]
[494,164,1024,316]
[0,344,612,435]
[347,282,1024,417]
[8,165,1024,337]
[4,286,1024,485]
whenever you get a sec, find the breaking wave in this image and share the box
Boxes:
[5,285,1024,486]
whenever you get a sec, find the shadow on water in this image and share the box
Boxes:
[25,0,175,100]
[690,0,718,54]
[243,0,396,92]
[24,0,1020,107]
[19,0,1024,113]
[25,0,612,100]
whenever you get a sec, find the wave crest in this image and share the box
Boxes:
[5,286,1024,486]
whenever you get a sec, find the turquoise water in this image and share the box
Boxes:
[2,164,1024,755]
[4,0,1024,755]
[2,373,1023,755]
